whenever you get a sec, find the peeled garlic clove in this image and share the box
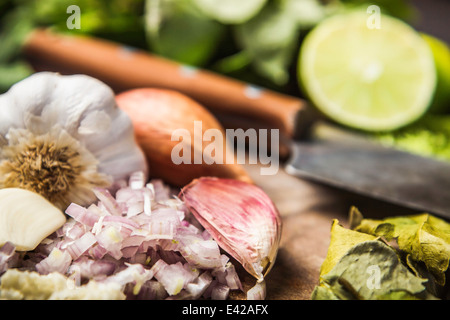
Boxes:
[0,188,66,251]
[179,177,282,282]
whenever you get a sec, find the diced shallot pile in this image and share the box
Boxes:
[0,172,243,300]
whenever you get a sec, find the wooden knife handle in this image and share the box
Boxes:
[23,29,309,138]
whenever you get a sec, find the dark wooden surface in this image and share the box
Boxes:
[410,0,450,45]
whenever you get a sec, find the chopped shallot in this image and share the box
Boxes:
[0,172,244,300]
[247,280,267,300]
[0,242,17,275]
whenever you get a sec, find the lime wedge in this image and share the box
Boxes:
[298,12,436,132]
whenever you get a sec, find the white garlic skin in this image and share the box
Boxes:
[0,72,148,185]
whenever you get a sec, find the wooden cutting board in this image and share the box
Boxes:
[239,163,420,300]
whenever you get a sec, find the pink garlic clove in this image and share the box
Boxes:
[179,177,282,282]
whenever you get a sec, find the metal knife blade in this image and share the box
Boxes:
[285,121,450,218]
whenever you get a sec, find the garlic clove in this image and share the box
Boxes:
[179,177,282,282]
[0,188,66,251]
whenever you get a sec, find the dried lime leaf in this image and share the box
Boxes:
[352,212,450,286]
[319,219,377,276]
[313,241,436,300]
[310,284,340,300]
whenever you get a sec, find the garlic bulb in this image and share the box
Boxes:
[0,72,148,209]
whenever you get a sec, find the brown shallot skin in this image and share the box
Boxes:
[115,88,251,187]
[179,177,282,282]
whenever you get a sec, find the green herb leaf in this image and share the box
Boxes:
[0,6,35,64]
[145,0,225,66]
[375,115,450,163]
[234,1,300,85]
[193,0,267,24]
[0,62,33,93]
[211,51,252,74]
[280,0,327,28]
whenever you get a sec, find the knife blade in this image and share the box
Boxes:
[22,29,450,218]
[285,121,450,217]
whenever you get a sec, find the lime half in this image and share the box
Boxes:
[299,12,436,132]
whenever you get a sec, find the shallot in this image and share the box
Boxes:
[0,172,243,300]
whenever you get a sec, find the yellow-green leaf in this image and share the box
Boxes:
[319,219,377,276]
